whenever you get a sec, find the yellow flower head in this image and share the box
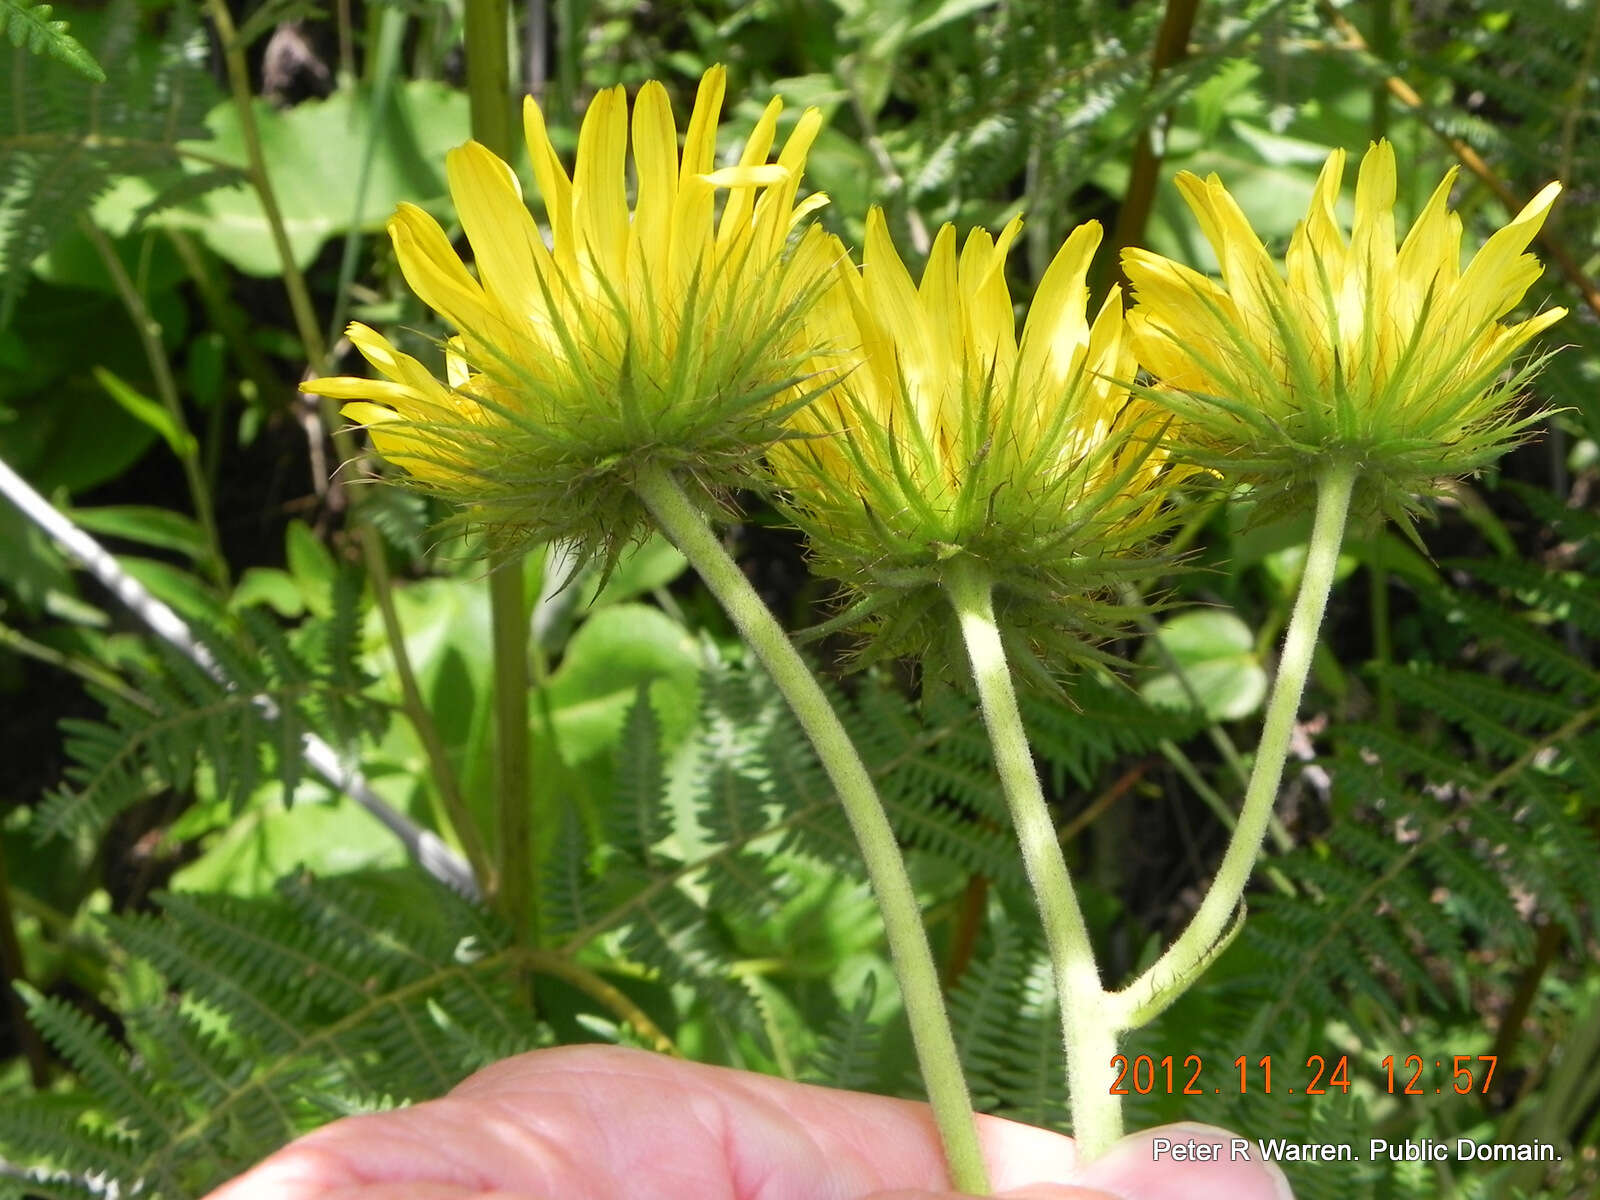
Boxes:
[772,210,1180,669]
[1123,141,1565,519]
[304,67,834,559]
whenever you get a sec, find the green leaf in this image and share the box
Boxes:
[229,567,306,618]
[94,81,471,275]
[66,505,207,561]
[0,291,162,492]
[1139,609,1267,721]
[115,556,223,626]
[91,366,196,459]
[0,0,106,81]
[587,534,688,607]
[544,604,701,764]
[171,791,406,897]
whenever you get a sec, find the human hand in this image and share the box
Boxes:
[204,1044,1292,1199]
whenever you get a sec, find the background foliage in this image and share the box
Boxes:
[1,1,1596,1197]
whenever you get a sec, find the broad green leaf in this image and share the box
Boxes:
[172,791,406,897]
[1139,609,1267,722]
[94,82,471,275]
[229,567,306,617]
[545,604,700,765]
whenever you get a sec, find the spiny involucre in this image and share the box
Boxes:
[1122,140,1565,523]
[305,66,836,563]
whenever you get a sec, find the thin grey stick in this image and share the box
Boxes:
[0,453,478,897]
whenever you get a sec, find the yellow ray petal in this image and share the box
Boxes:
[385,205,505,351]
[718,96,783,247]
[755,107,823,253]
[861,208,934,429]
[670,67,727,290]
[916,224,962,440]
[1019,220,1101,393]
[958,215,1022,370]
[1394,166,1461,324]
[446,141,554,332]
[571,85,630,286]
[523,95,576,277]
[1454,182,1562,325]
[628,80,678,291]
[1177,173,1284,342]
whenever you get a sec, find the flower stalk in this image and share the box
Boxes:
[632,463,991,1195]
[1114,458,1358,1027]
[462,0,536,940]
[945,559,1121,1159]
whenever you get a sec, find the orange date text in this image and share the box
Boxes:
[1107,1053,1497,1096]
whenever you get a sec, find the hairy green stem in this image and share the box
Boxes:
[632,465,990,1195]
[945,560,1121,1160]
[1115,459,1357,1026]
[80,218,227,588]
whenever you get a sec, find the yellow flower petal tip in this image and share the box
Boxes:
[771,215,1183,674]
[1123,139,1565,515]
[313,68,833,561]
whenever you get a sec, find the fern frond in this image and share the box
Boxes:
[34,605,384,843]
[0,0,216,321]
[802,974,883,1092]
[0,0,103,80]
[1449,557,1600,639]
[2,874,546,1198]
[19,984,187,1143]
